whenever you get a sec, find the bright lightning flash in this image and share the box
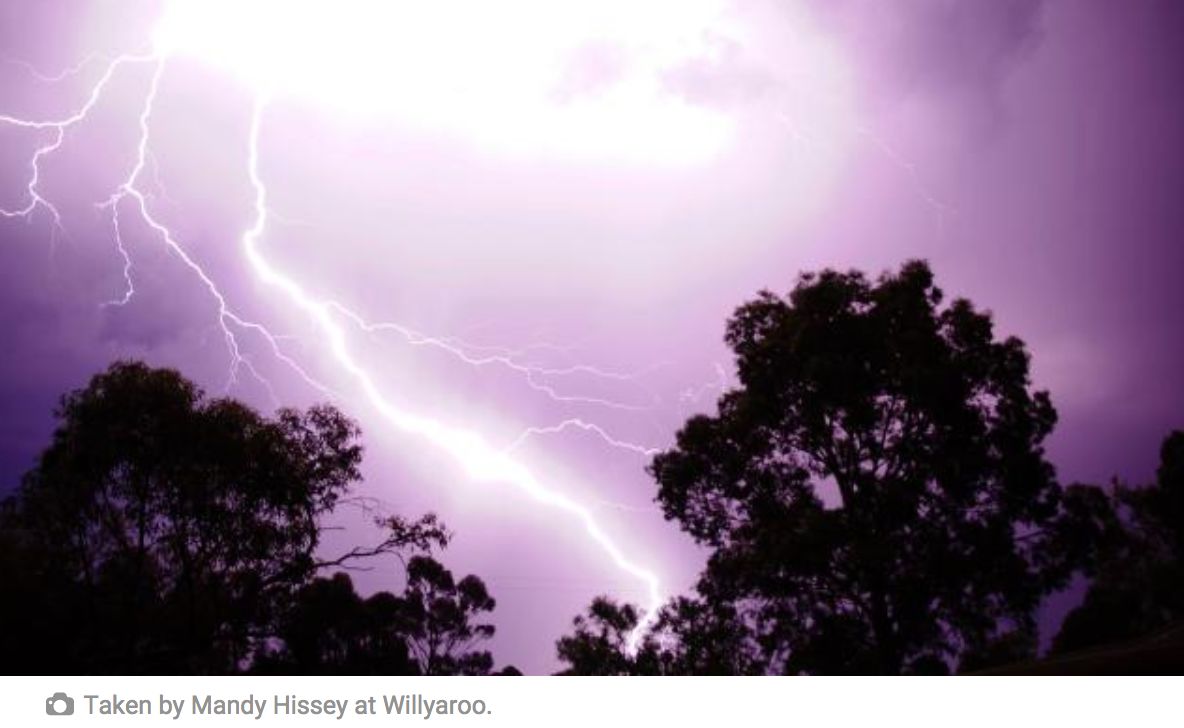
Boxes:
[0,0,764,650]
[2,0,906,656]
[154,0,736,164]
[238,96,665,640]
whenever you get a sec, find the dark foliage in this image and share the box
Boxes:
[559,261,1104,674]
[1051,432,1184,654]
[254,559,501,676]
[0,361,506,675]
[556,596,760,675]
[400,555,498,675]
[253,572,416,675]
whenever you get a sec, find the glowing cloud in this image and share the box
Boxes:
[153,0,737,163]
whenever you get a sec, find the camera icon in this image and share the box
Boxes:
[46,692,75,716]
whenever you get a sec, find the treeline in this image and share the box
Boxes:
[0,363,516,675]
[0,260,1179,674]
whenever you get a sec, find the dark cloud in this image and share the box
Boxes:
[805,0,1046,127]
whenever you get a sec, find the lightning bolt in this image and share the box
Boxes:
[327,301,666,414]
[854,124,954,237]
[3,52,113,84]
[775,109,953,239]
[506,418,661,459]
[239,96,663,644]
[2,49,665,648]
[0,53,151,235]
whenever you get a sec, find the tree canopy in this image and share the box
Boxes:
[254,557,502,676]
[559,260,1104,674]
[0,361,509,675]
[1051,431,1184,655]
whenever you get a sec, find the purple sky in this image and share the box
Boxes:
[1,0,1182,673]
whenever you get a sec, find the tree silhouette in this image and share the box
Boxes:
[559,261,1088,674]
[1051,431,1184,654]
[254,558,509,675]
[260,554,506,675]
[400,555,499,675]
[556,596,758,675]
[557,598,654,675]
[0,361,506,675]
[254,572,416,675]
